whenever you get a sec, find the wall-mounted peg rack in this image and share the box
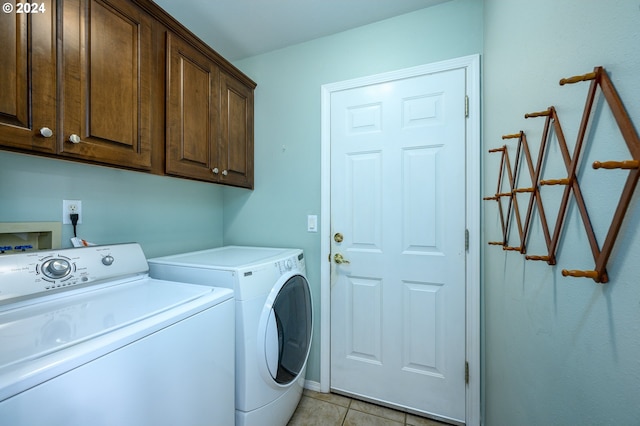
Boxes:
[484,66,640,284]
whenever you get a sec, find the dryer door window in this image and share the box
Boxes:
[265,274,312,385]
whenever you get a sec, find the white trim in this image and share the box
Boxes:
[320,54,481,426]
[304,379,322,393]
[464,54,482,426]
[320,80,332,393]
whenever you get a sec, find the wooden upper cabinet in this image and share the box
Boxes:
[166,33,220,182]
[220,71,254,189]
[59,0,152,169]
[166,34,255,188]
[0,0,255,187]
[0,0,56,153]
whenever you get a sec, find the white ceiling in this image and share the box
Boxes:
[153,0,450,61]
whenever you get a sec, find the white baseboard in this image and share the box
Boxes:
[304,380,322,393]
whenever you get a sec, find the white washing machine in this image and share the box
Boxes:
[148,246,313,426]
[0,243,234,426]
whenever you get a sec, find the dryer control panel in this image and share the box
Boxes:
[0,243,148,304]
[276,252,305,276]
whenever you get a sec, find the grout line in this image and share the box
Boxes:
[339,398,349,426]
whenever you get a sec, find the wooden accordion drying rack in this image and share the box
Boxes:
[484,67,640,283]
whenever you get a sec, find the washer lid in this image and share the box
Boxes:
[0,278,221,370]
[149,246,296,269]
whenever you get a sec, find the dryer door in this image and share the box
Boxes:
[264,274,312,385]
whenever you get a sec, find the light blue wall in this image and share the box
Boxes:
[484,1,640,424]
[10,2,637,423]
[225,0,483,386]
[0,151,224,258]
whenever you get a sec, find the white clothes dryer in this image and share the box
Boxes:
[148,246,313,426]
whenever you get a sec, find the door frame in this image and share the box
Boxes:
[319,54,480,425]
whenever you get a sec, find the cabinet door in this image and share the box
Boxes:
[0,0,56,153]
[220,72,254,189]
[166,33,220,182]
[60,0,152,169]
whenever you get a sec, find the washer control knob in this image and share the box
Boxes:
[102,255,115,266]
[285,259,293,270]
[42,259,72,279]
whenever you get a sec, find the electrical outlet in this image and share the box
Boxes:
[62,200,82,224]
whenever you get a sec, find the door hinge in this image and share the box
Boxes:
[465,361,470,384]
[465,229,469,251]
[464,95,469,118]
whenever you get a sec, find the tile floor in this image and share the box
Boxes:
[287,389,450,426]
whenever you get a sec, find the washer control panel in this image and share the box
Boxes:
[0,243,149,303]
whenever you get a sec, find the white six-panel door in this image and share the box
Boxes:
[329,67,467,423]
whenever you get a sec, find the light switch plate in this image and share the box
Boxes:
[307,215,318,232]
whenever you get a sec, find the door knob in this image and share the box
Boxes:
[334,253,350,264]
[212,167,219,174]
[334,232,343,243]
[39,127,53,138]
[68,134,81,144]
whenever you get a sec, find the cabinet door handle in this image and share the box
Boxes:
[212,167,219,174]
[68,134,81,144]
[222,170,228,176]
[39,127,54,138]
